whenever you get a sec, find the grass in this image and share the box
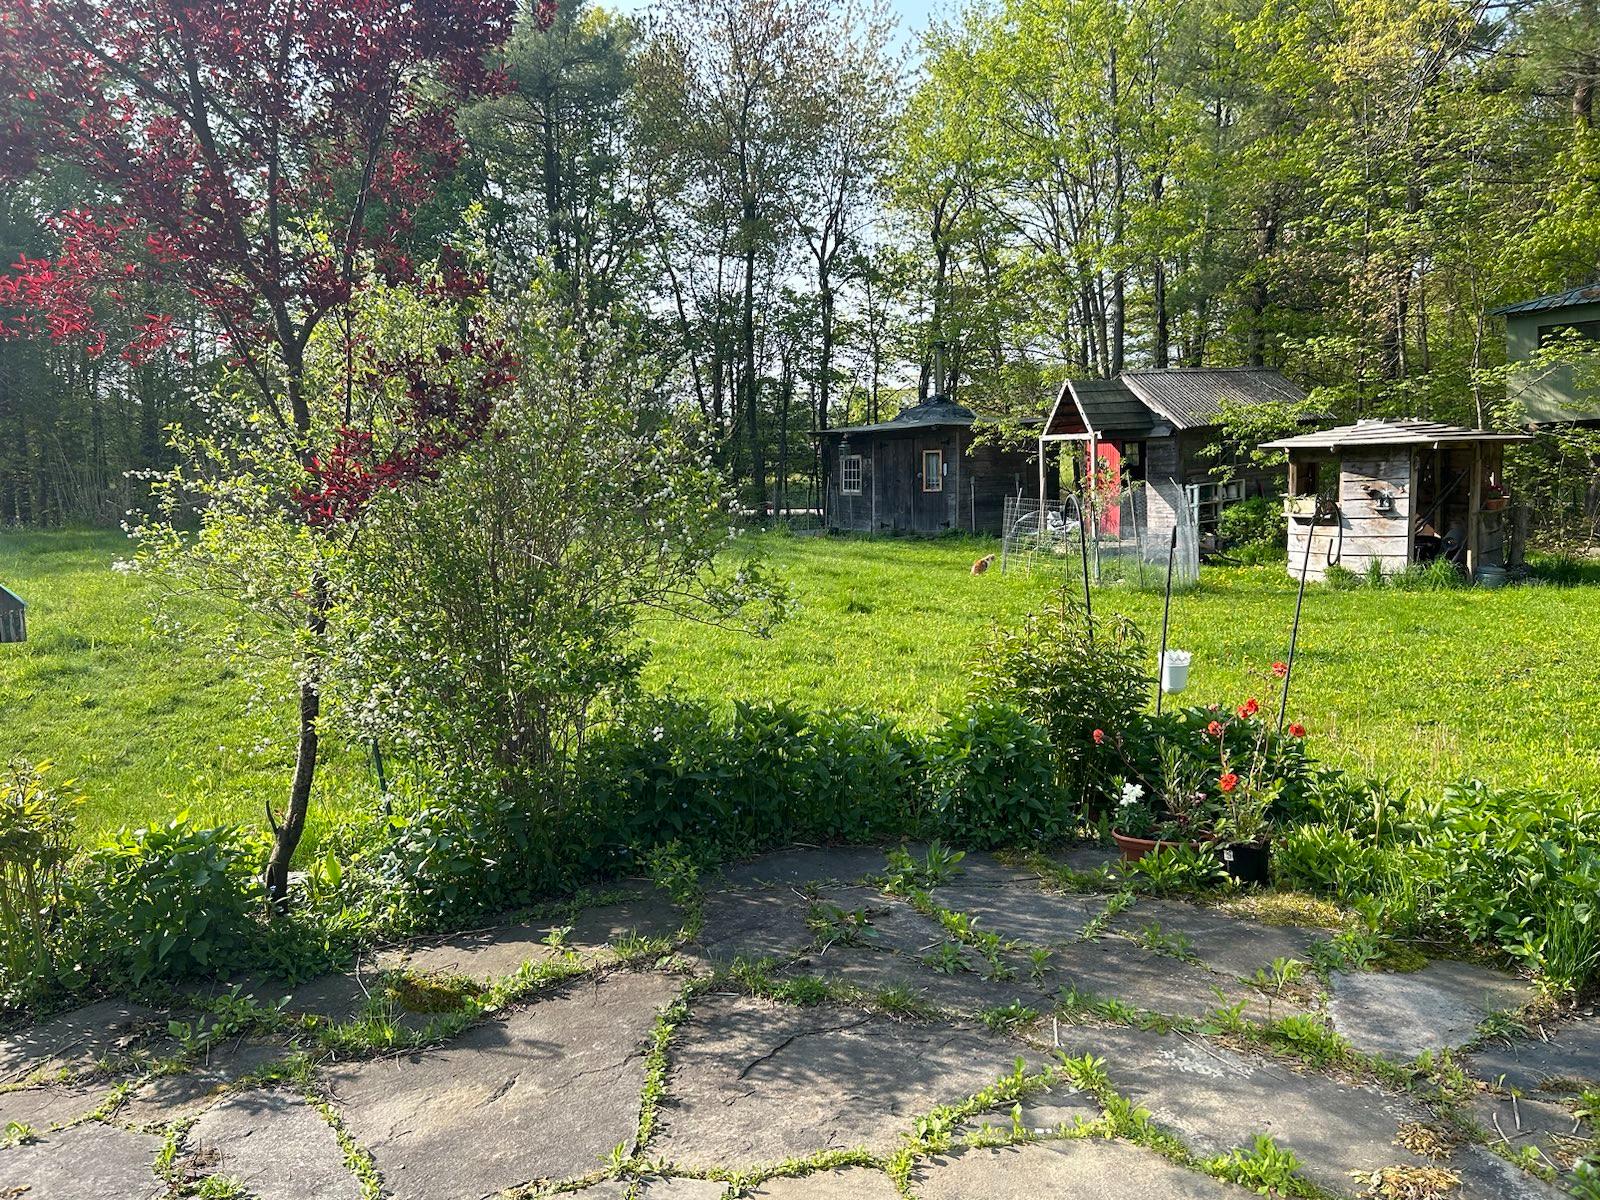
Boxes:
[3,526,1598,849]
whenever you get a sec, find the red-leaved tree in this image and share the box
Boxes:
[0,0,515,901]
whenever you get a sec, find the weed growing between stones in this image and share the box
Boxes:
[1076,888,1136,941]
[635,980,709,1153]
[1204,1134,1331,1199]
[306,1086,382,1200]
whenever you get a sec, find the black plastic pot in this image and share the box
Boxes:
[1221,841,1271,886]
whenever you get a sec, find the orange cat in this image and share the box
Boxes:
[971,554,995,575]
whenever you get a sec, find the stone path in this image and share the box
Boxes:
[0,843,1588,1199]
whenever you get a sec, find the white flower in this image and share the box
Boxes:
[1119,782,1145,807]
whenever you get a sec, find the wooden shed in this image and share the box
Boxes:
[0,583,25,643]
[1038,368,1309,540]
[817,397,1058,536]
[1260,420,1531,582]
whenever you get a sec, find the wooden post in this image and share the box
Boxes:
[1466,442,1482,579]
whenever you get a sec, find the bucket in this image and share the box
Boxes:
[1475,564,1507,589]
[1159,650,1191,693]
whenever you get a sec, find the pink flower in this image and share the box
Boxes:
[1206,720,1224,738]
[1271,661,1288,679]
[1092,729,1106,745]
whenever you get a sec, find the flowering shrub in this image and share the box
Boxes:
[968,595,1149,820]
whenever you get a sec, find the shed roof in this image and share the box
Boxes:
[1120,367,1308,430]
[823,396,1042,437]
[1042,367,1306,439]
[1490,283,1600,316]
[1260,419,1531,451]
[0,584,23,610]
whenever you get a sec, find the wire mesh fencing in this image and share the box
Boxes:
[1001,481,1198,589]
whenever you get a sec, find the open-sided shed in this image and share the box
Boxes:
[1260,419,1531,582]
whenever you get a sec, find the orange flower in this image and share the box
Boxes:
[1206,720,1224,738]
[1237,697,1260,719]
[1219,772,1240,793]
[1271,661,1288,679]
[1288,722,1307,739]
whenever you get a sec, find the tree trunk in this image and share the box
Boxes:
[265,667,321,904]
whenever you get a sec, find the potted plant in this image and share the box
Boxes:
[1110,746,1216,862]
[1207,696,1295,885]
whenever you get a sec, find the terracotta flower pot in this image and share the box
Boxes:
[1111,830,1208,863]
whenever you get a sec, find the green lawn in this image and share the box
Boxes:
[3,527,1598,850]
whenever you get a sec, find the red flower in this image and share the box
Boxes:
[1271,661,1288,679]
[1237,698,1260,719]
[1288,723,1307,739]
[1092,729,1106,745]
[1206,720,1224,738]
[1219,773,1240,794]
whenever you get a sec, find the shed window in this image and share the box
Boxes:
[922,449,944,492]
[840,453,863,495]
[1538,320,1600,348]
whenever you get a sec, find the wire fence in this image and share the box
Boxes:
[1001,481,1199,589]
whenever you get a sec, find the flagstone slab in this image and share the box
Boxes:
[1465,1017,1600,1095]
[380,892,686,982]
[325,971,678,1199]
[118,1037,288,1125]
[930,852,1042,888]
[747,1167,903,1197]
[654,995,1040,1169]
[913,1139,1245,1199]
[581,1180,728,1198]
[0,1082,107,1131]
[1056,1024,1560,1199]
[0,1120,164,1199]
[1326,959,1536,1061]
[716,846,891,891]
[957,1083,1101,1137]
[1470,1089,1584,1169]
[779,945,1050,1016]
[184,1088,361,1200]
[228,965,384,1022]
[922,884,1103,947]
[0,999,159,1083]
[1109,899,1323,980]
[698,887,821,965]
[1047,937,1286,1023]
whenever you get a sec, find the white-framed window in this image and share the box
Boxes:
[840,453,863,495]
[922,449,944,492]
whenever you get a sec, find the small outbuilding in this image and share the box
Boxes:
[1493,284,1600,426]
[818,383,1058,536]
[0,584,25,643]
[1038,367,1310,538]
[1260,419,1531,582]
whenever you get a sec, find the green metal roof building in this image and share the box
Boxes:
[1493,285,1600,426]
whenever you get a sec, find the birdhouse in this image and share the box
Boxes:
[0,584,26,643]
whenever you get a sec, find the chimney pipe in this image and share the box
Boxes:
[931,339,949,400]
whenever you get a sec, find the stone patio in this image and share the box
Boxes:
[0,843,1586,1198]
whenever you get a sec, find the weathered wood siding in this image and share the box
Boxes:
[822,428,1055,536]
[1285,451,1413,581]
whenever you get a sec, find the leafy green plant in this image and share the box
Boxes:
[0,760,78,999]
[1203,1134,1315,1196]
[928,701,1060,848]
[1126,844,1227,894]
[72,815,264,985]
[967,594,1150,819]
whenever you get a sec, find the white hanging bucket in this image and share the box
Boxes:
[1159,650,1191,694]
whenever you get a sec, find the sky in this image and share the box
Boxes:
[601,0,951,54]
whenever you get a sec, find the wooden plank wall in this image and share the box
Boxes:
[1285,450,1413,581]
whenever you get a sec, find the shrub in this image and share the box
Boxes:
[969,594,1150,819]
[1218,497,1285,562]
[72,817,265,985]
[0,761,78,1002]
[800,708,928,843]
[928,701,1059,848]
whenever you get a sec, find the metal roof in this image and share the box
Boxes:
[1042,378,1161,439]
[0,584,23,609]
[1261,419,1531,451]
[1120,368,1307,430]
[822,397,1042,437]
[1490,284,1600,316]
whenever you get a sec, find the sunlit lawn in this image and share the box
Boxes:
[3,526,1597,850]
